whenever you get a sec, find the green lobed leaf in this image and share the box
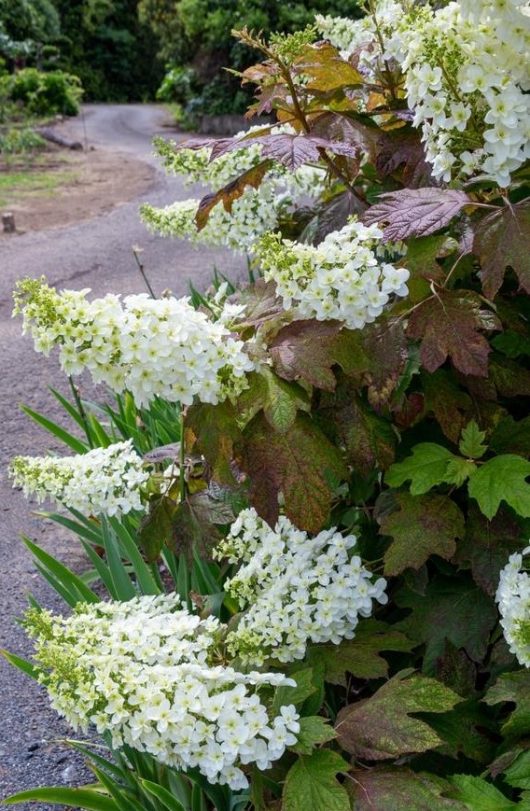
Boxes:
[282,749,351,811]
[386,443,462,495]
[492,330,530,359]
[290,716,336,755]
[307,619,414,684]
[504,750,530,790]
[377,491,465,576]
[467,454,530,520]
[272,668,317,714]
[396,575,498,674]
[449,774,518,810]
[348,767,467,810]
[237,368,309,433]
[459,420,487,459]
[335,671,459,760]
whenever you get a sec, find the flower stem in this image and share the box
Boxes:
[69,375,94,449]
[179,408,186,504]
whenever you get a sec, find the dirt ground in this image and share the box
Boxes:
[0,146,156,235]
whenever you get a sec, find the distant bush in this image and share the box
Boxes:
[0,126,46,153]
[1,67,82,116]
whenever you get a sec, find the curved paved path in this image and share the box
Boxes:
[0,104,244,807]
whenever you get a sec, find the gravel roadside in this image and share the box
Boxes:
[0,104,245,808]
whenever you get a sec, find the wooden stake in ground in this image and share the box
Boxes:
[2,212,16,233]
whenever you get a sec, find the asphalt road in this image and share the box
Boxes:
[0,104,244,807]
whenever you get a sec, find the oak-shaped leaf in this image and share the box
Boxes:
[485,670,530,738]
[237,369,309,432]
[492,329,530,359]
[348,767,467,810]
[186,401,242,484]
[407,290,495,377]
[195,160,272,230]
[294,41,364,91]
[453,505,523,596]
[459,420,487,459]
[395,575,497,673]
[335,670,459,760]
[269,321,370,390]
[282,749,351,811]
[377,491,465,576]
[272,668,317,714]
[385,442,466,494]
[238,412,347,532]
[473,199,530,299]
[209,131,358,171]
[258,133,358,170]
[364,188,471,240]
[307,619,413,684]
[467,454,530,520]
[230,279,284,330]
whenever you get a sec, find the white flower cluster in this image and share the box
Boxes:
[315,1,403,82]
[254,220,409,330]
[215,508,388,666]
[141,184,281,253]
[27,593,300,790]
[14,278,254,408]
[496,547,530,668]
[317,1,530,187]
[10,440,148,517]
[142,129,327,253]
[393,1,530,186]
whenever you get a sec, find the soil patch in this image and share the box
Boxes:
[0,147,155,235]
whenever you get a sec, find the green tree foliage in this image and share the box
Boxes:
[51,0,163,100]
[139,0,362,115]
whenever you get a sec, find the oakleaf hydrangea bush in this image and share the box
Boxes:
[5,0,530,809]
